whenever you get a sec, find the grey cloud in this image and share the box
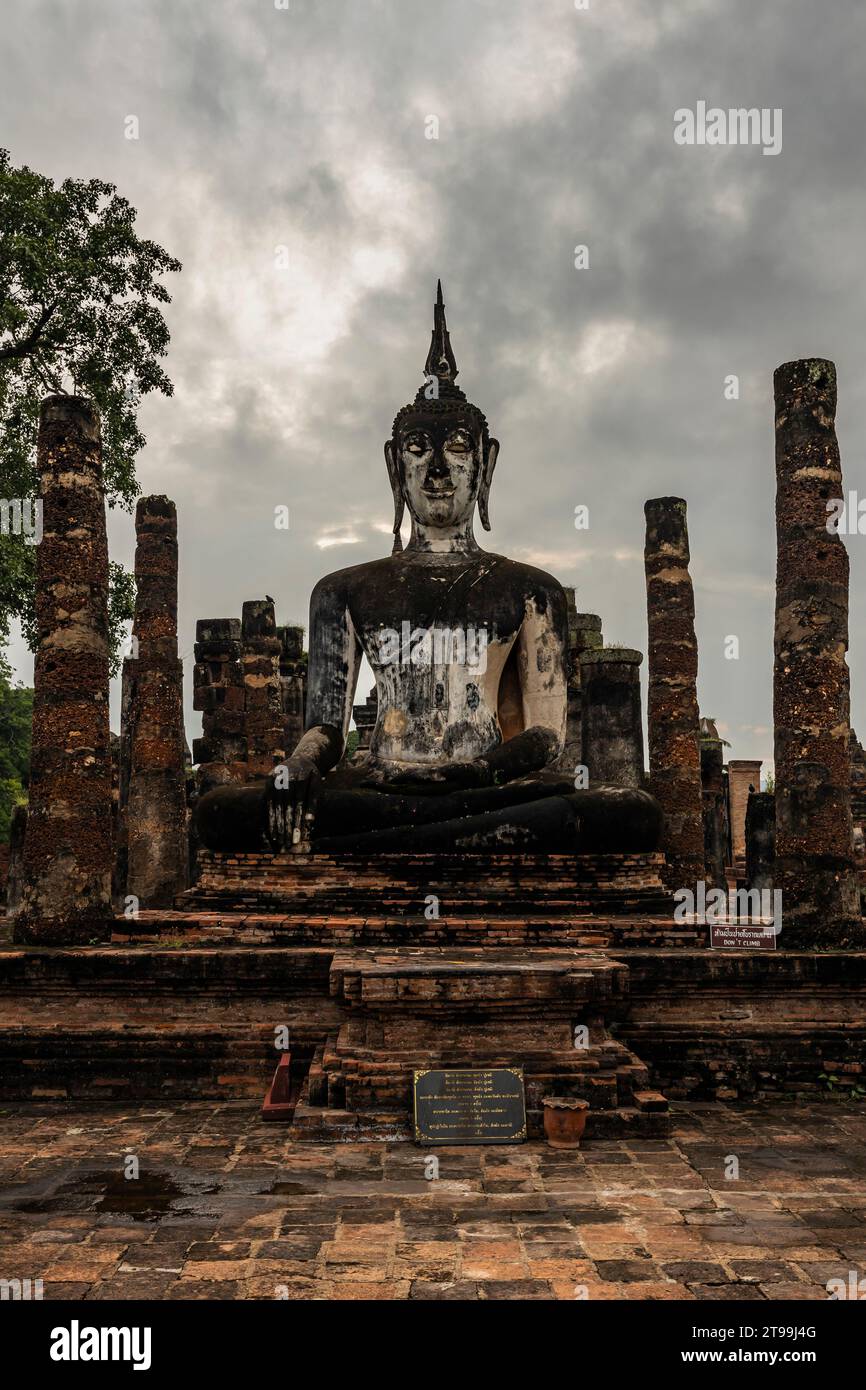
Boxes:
[3,0,866,766]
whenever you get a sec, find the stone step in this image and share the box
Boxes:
[0,1021,317,1103]
[183,850,672,919]
[114,911,701,950]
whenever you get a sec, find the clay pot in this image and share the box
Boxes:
[542,1096,589,1148]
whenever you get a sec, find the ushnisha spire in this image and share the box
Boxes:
[424,279,459,389]
[392,281,487,434]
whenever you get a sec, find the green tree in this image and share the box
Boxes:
[0,148,180,657]
[0,654,32,841]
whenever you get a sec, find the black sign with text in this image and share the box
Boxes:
[413,1067,526,1144]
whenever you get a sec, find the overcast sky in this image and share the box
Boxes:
[4,0,866,773]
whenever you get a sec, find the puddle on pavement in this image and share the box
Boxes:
[7,1168,221,1221]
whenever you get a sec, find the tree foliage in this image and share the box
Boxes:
[0,148,180,655]
[0,654,32,841]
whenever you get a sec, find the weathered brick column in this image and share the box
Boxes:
[554,602,602,775]
[746,791,775,894]
[13,397,113,943]
[579,647,644,788]
[728,759,762,867]
[644,497,704,889]
[124,496,189,907]
[193,617,244,794]
[773,358,860,945]
[699,720,727,889]
[278,623,307,755]
[241,599,285,777]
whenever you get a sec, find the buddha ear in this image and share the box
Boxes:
[384,440,404,553]
[478,437,499,532]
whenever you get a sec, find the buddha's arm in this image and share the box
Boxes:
[481,588,567,781]
[299,572,362,760]
[271,573,361,842]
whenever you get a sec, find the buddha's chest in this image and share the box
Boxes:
[347,561,527,651]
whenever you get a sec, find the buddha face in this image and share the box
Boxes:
[398,417,480,528]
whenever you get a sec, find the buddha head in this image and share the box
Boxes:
[385,283,499,549]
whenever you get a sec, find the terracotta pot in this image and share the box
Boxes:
[542,1096,589,1148]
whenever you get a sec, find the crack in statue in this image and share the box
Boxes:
[197,284,662,854]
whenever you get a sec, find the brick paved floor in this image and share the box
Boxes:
[0,1101,864,1301]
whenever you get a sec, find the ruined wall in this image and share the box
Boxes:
[193,619,245,794]
[194,604,306,790]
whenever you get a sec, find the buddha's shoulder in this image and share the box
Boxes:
[311,551,566,603]
[484,553,567,604]
[310,553,399,601]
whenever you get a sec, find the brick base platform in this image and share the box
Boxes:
[293,947,668,1141]
[1,944,864,1114]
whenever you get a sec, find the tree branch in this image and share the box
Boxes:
[0,299,60,362]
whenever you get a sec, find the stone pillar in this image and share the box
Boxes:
[241,599,284,777]
[13,397,113,943]
[554,602,602,775]
[193,619,244,793]
[352,689,378,752]
[700,720,728,889]
[727,759,762,867]
[850,731,866,891]
[745,792,775,894]
[773,358,860,945]
[644,497,704,889]
[124,496,189,908]
[579,647,644,788]
[278,624,307,755]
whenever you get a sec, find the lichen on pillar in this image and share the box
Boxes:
[13,396,113,943]
[644,497,704,890]
[772,357,860,946]
[123,495,189,908]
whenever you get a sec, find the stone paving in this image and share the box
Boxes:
[0,1101,864,1301]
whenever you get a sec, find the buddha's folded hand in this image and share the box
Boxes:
[267,754,322,847]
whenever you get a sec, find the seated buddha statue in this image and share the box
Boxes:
[197,285,662,855]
